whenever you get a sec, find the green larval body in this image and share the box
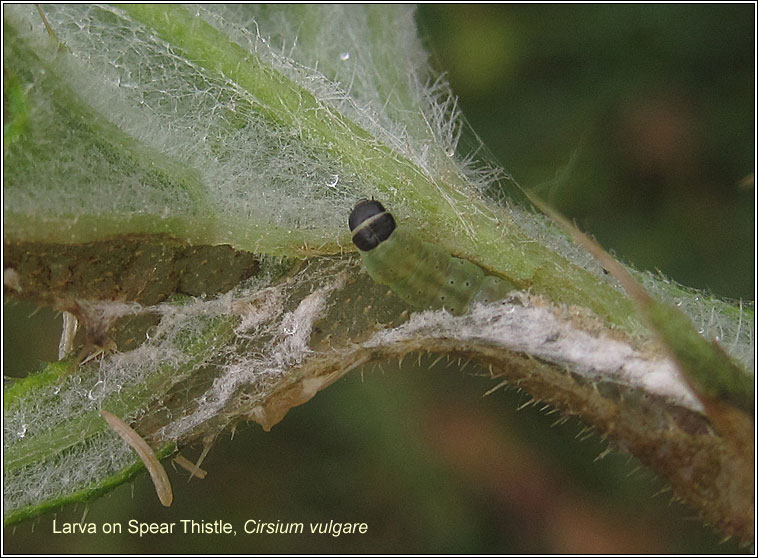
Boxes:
[359,228,515,315]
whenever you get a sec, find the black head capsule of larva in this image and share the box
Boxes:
[349,199,396,252]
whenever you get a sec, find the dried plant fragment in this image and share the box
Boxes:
[173,454,208,480]
[100,410,173,507]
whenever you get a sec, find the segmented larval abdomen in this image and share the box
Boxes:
[349,199,515,315]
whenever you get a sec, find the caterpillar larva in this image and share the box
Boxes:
[349,200,515,315]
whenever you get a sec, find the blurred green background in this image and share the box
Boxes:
[4,4,754,554]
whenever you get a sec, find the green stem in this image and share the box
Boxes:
[117,4,640,329]
[4,314,236,473]
[4,443,176,526]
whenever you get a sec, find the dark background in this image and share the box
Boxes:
[4,4,754,554]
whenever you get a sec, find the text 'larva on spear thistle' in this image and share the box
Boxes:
[348,200,515,315]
